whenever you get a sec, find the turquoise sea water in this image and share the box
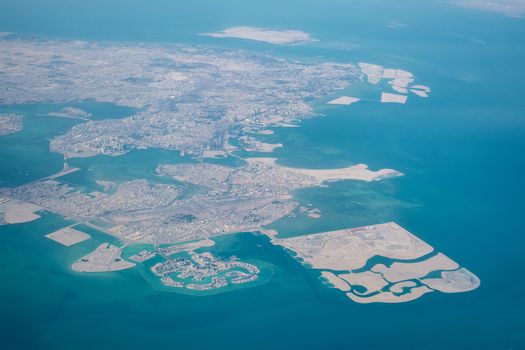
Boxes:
[1,0,524,349]
[0,102,138,187]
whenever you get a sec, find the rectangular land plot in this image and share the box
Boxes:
[46,226,91,246]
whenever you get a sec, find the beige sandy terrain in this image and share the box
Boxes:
[411,84,431,92]
[339,271,388,294]
[321,271,351,292]
[267,222,433,271]
[381,92,408,104]
[46,227,91,246]
[0,197,41,225]
[202,27,313,45]
[72,243,135,272]
[358,64,420,98]
[358,63,384,84]
[346,285,433,304]
[389,281,417,293]
[422,268,480,293]
[266,222,480,304]
[372,253,460,283]
[410,89,429,97]
[392,85,409,94]
[246,158,403,183]
[327,96,360,105]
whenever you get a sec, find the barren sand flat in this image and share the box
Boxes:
[246,158,403,183]
[389,281,417,294]
[381,92,408,104]
[411,89,429,97]
[339,271,388,294]
[293,164,403,182]
[46,227,91,246]
[267,222,480,303]
[358,63,384,84]
[422,268,480,293]
[0,198,41,225]
[390,70,414,89]
[321,271,351,292]
[372,252,460,283]
[382,68,398,79]
[72,243,135,272]
[327,96,360,105]
[201,27,312,45]
[161,238,215,255]
[268,222,434,271]
[346,285,433,304]
[392,85,409,94]
[359,64,419,94]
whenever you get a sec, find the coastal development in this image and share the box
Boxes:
[2,157,401,244]
[0,196,41,225]
[0,35,477,303]
[263,222,480,303]
[46,226,91,246]
[0,113,23,136]
[152,250,260,292]
[72,243,135,272]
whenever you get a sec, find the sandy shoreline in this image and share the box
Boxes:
[245,158,403,183]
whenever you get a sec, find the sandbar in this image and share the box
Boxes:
[246,158,403,183]
[411,84,431,92]
[201,27,313,45]
[358,63,383,84]
[410,89,429,97]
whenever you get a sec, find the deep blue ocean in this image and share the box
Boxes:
[0,0,524,349]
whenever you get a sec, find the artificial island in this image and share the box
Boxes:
[0,34,479,300]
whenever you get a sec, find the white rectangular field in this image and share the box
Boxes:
[46,227,91,246]
[327,96,360,105]
[380,92,408,104]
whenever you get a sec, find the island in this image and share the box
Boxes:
[201,26,313,45]
[262,222,480,303]
[152,251,260,292]
[0,35,472,304]
[46,226,91,246]
[72,243,135,272]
